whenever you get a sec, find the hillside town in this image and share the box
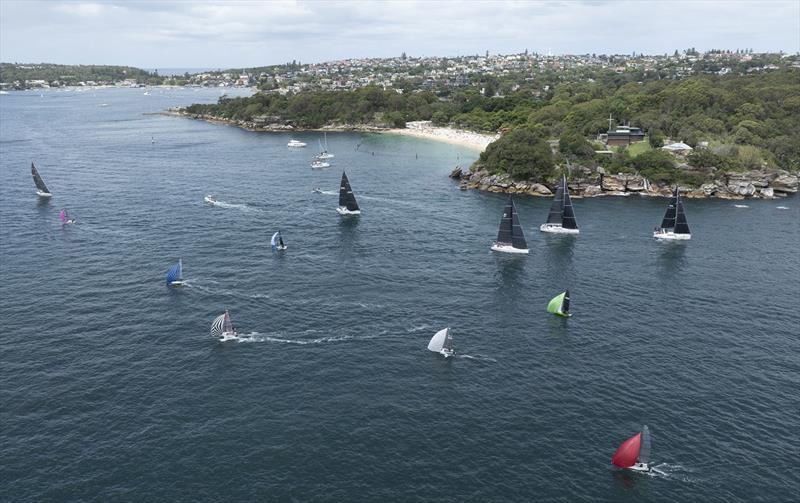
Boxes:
[2,49,797,92]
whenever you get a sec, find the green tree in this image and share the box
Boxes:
[478,127,555,181]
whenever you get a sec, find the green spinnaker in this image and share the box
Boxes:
[547,292,566,315]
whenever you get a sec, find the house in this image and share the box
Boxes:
[606,126,645,147]
[662,142,694,155]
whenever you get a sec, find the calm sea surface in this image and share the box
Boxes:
[1,88,798,502]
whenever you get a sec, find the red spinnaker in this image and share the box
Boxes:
[612,432,642,468]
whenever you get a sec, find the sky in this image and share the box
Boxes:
[1,0,798,68]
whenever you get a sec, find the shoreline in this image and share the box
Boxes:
[165,110,497,151]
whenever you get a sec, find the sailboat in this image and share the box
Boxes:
[540,175,579,234]
[654,187,691,240]
[271,230,287,251]
[317,132,334,159]
[59,208,75,225]
[210,309,238,341]
[337,171,361,215]
[612,425,652,472]
[166,259,186,287]
[491,196,529,254]
[428,327,455,358]
[546,290,571,317]
[31,163,52,197]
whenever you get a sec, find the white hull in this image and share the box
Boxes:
[440,349,454,358]
[654,231,691,240]
[318,153,334,159]
[274,245,287,251]
[491,242,529,254]
[219,332,238,342]
[337,207,361,215]
[629,463,650,472]
[311,162,330,168]
[36,190,52,197]
[540,223,579,234]
[287,141,307,148]
[169,280,186,287]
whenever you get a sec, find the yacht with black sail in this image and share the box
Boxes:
[540,175,578,234]
[336,172,361,215]
[31,163,52,197]
[654,187,691,240]
[491,196,529,254]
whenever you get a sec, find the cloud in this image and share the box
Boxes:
[1,0,798,67]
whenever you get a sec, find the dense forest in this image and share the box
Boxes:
[184,69,800,182]
[0,63,162,86]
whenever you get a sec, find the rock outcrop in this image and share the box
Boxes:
[451,167,799,200]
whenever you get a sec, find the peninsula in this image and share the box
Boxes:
[169,49,799,199]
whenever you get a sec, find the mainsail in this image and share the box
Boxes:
[339,172,360,211]
[561,180,578,229]
[674,198,690,235]
[659,187,679,230]
[31,163,51,194]
[166,259,182,284]
[496,197,528,249]
[546,176,578,229]
[639,425,651,465]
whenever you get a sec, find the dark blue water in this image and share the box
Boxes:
[1,88,799,502]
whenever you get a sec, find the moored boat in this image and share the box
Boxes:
[287,139,307,148]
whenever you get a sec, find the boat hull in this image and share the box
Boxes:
[629,463,650,472]
[540,224,579,234]
[204,196,216,204]
[654,231,691,240]
[553,311,571,317]
[440,349,454,358]
[36,190,52,197]
[491,242,529,254]
[218,332,238,342]
[168,280,186,287]
[337,207,361,215]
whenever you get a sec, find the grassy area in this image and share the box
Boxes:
[627,140,653,158]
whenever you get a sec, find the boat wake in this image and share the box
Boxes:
[644,463,697,482]
[458,354,497,363]
[189,283,271,300]
[205,198,259,213]
[733,204,749,208]
[316,190,337,196]
[236,331,370,345]
[776,206,789,210]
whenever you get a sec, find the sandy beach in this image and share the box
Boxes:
[385,121,499,151]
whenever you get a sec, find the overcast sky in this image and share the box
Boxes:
[1,0,798,68]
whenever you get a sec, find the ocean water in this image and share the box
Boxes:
[1,88,798,502]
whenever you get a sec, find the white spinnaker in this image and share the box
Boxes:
[428,328,449,352]
[210,314,225,337]
[271,232,279,247]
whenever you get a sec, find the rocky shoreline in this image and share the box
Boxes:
[450,166,799,200]
[163,108,390,132]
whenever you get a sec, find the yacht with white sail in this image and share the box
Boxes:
[540,175,578,234]
[271,230,287,251]
[428,327,454,358]
[654,187,691,240]
[317,132,334,159]
[491,196,529,254]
